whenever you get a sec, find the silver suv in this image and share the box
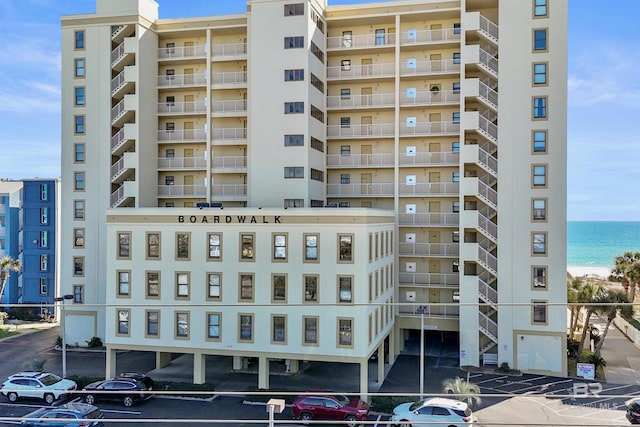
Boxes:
[1,371,77,404]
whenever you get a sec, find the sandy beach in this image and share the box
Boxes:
[567,266,612,281]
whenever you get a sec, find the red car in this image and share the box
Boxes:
[291,394,369,426]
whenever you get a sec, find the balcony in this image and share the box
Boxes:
[400,89,460,107]
[211,128,247,144]
[212,99,247,115]
[327,63,396,80]
[399,28,461,46]
[212,184,247,199]
[327,32,396,50]
[157,157,206,170]
[398,212,459,226]
[399,151,459,166]
[399,242,459,257]
[211,43,247,60]
[111,124,135,156]
[398,272,459,287]
[158,100,207,115]
[400,60,460,77]
[327,93,395,110]
[212,72,247,88]
[157,73,207,88]
[111,66,135,99]
[399,121,460,136]
[158,44,206,60]
[157,129,207,143]
[326,183,395,197]
[111,38,135,71]
[326,153,394,168]
[398,182,459,196]
[211,155,247,170]
[398,304,459,318]
[111,96,135,127]
[157,184,207,197]
[327,123,395,139]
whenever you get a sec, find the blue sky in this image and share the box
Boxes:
[0,0,637,221]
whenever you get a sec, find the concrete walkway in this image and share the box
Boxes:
[591,314,640,385]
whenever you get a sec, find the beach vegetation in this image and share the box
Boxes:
[593,289,631,355]
[0,256,22,302]
[442,376,482,408]
[609,251,640,302]
[574,281,606,361]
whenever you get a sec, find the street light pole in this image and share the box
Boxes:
[55,295,73,378]
[420,312,424,399]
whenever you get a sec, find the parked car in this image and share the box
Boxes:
[390,397,473,427]
[291,394,369,426]
[1,371,77,404]
[82,372,154,407]
[626,398,640,423]
[21,403,104,427]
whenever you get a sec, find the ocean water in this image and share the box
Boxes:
[568,221,640,276]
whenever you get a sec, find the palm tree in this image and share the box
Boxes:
[576,283,605,361]
[0,256,22,303]
[567,278,584,339]
[594,288,631,356]
[609,252,640,302]
[442,376,481,408]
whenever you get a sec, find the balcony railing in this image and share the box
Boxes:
[158,100,207,114]
[398,272,459,287]
[327,32,396,49]
[327,123,396,138]
[399,28,461,45]
[111,98,126,123]
[479,81,498,108]
[400,89,460,106]
[212,100,247,114]
[157,74,207,88]
[479,276,498,306]
[326,153,395,167]
[479,312,498,341]
[400,60,460,75]
[479,48,498,74]
[157,129,207,142]
[399,151,459,166]
[211,43,247,58]
[158,44,206,60]
[327,93,395,109]
[327,63,396,80]
[478,146,497,175]
[211,155,247,169]
[478,245,497,274]
[110,42,125,66]
[398,182,459,196]
[157,185,207,197]
[326,183,395,197]
[480,15,499,41]
[398,213,459,226]
[110,158,125,181]
[211,128,247,141]
[398,242,459,257]
[110,186,125,207]
[479,115,498,142]
[399,121,460,136]
[158,157,206,169]
[212,72,247,86]
[478,180,497,207]
[398,304,459,318]
[212,184,247,197]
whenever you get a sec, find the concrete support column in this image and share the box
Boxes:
[193,352,205,384]
[377,341,385,383]
[233,356,243,370]
[258,356,269,390]
[156,352,172,369]
[105,347,117,379]
[287,359,299,374]
[359,360,369,402]
[388,329,396,364]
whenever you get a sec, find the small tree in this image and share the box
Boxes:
[0,256,22,302]
[442,377,481,408]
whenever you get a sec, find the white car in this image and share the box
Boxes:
[390,397,473,427]
[1,371,77,404]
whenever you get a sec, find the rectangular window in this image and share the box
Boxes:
[534,0,548,17]
[39,278,48,295]
[533,28,548,51]
[284,69,304,81]
[73,228,85,248]
[40,184,48,201]
[341,59,351,71]
[304,234,319,262]
[240,234,254,260]
[165,43,175,54]
[452,141,460,153]
[118,232,131,259]
[208,233,222,260]
[532,232,547,255]
[310,136,324,152]
[74,87,85,105]
[117,309,130,335]
[452,231,460,242]
[284,36,304,49]
[452,112,461,123]
[310,73,324,93]
[207,273,221,300]
[533,96,547,119]
[40,207,48,224]
[165,69,175,80]
[341,145,351,156]
[207,312,221,340]
[340,173,350,184]
[176,272,190,298]
[532,300,547,324]
[338,276,353,303]
[533,130,547,153]
[74,200,85,219]
[284,167,304,178]
[310,41,324,63]
[375,29,386,45]
[533,198,547,221]
[284,102,304,114]
[165,176,175,186]
[338,234,353,262]
[452,172,460,182]
[533,63,547,85]
[533,266,547,288]
[176,312,189,338]
[146,232,160,259]
[74,172,85,191]
[303,316,318,345]
[453,52,461,64]
[239,314,253,341]
[176,232,190,260]
[533,164,547,187]
[117,271,130,296]
[74,144,85,162]
[165,96,175,106]
[284,199,304,208]
[310,168,324,182]
[146,271,160,298]
[272,274,287,302]
[272,315,287,343]
[75,30,85,49]
[73,257,84,276]
[453,23,461,35]
[304,275,319,302]
[74,59,85,77]
[40,254,48,271]
[273,234,287,260]
[146,311,159,337]
[284,134,304,146]
[310,105,324,123]
[453,201,460,213]
[74,115,85,134]
[284,3,304,16]
[239,273,254,301]
[73,285,84,303]
[341,88,351,100]
[340,117,351,128]
[338,318,353,347]
[452,82,461,94]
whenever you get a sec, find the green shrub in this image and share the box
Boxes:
[55,336,63,348]
[370,396,415,414]
[29,359,47,371]
[0,311,8,325]
[86,336,103,348]
[68,375,103,388]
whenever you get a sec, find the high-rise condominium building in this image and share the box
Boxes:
[61,0,567,395]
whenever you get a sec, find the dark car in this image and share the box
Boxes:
[291,394,369,427]
[21,403,104,427]
[626,398,640,424]
[82,373,154,407]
